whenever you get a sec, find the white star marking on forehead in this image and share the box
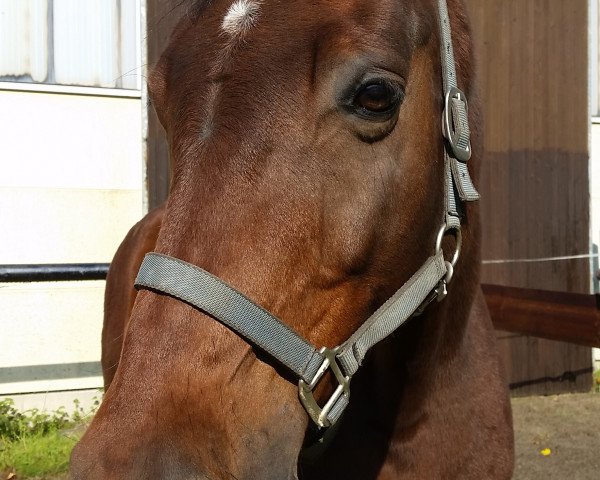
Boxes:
[222,0,261,36]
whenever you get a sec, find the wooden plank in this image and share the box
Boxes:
[483,284,600,348]
[495,330,593,394]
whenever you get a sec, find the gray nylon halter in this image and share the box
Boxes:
[135,0,479,429]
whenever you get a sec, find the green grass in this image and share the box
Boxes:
[0,428,78,477]
[0,397,99,479]
[594,369,600,393]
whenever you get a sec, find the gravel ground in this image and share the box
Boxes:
[512,393,600,480]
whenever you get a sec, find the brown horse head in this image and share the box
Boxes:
[71,1,509,479]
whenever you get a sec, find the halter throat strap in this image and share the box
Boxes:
[134,0,478,429]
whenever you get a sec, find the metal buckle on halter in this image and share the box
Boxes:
[442,87,471,162]
[298,347,351,429]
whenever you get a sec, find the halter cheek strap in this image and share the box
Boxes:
[134,0,479,429]
[437,0,479,231]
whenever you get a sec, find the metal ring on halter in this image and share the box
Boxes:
[443,260,454,285]
[435,224,462,269]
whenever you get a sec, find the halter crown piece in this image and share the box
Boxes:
[134,0,479,429]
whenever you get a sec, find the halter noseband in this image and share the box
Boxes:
[134,0,479,430]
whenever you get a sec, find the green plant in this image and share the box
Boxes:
[0,396,101,478]
[0,399,69,442]
[594,370,600,393]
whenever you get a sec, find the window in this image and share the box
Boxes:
[0,0,141,90]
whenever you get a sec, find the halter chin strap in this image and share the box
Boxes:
[134,0,478,429]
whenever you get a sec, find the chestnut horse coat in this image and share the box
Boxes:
[72,0,514,478]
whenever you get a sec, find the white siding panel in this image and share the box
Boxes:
[0,0,141,89]
[0,92,144,267]
[0,0,48,81]
[592,1,599,116]
[0,90,143,190]
[0,188,143,264]
[0,1,145,406]
[591,125,600,286]
[120,0,142,90]
[591,126,600,367]
[53,0,119,87]
[0,281,104,395]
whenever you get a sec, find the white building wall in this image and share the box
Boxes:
[0,0,146,412]
[0,88,143,263]
[592,126,600,286]
[0,0,48,81]
[0,88,144,406]
[590,0,600,370]
[590,123,600,369]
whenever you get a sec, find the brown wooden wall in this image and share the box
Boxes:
[464,0,592,395]
[146,0,188,209]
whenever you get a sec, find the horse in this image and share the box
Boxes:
[71,0,514,478]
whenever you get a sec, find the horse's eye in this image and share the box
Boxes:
[353,81,402,116]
